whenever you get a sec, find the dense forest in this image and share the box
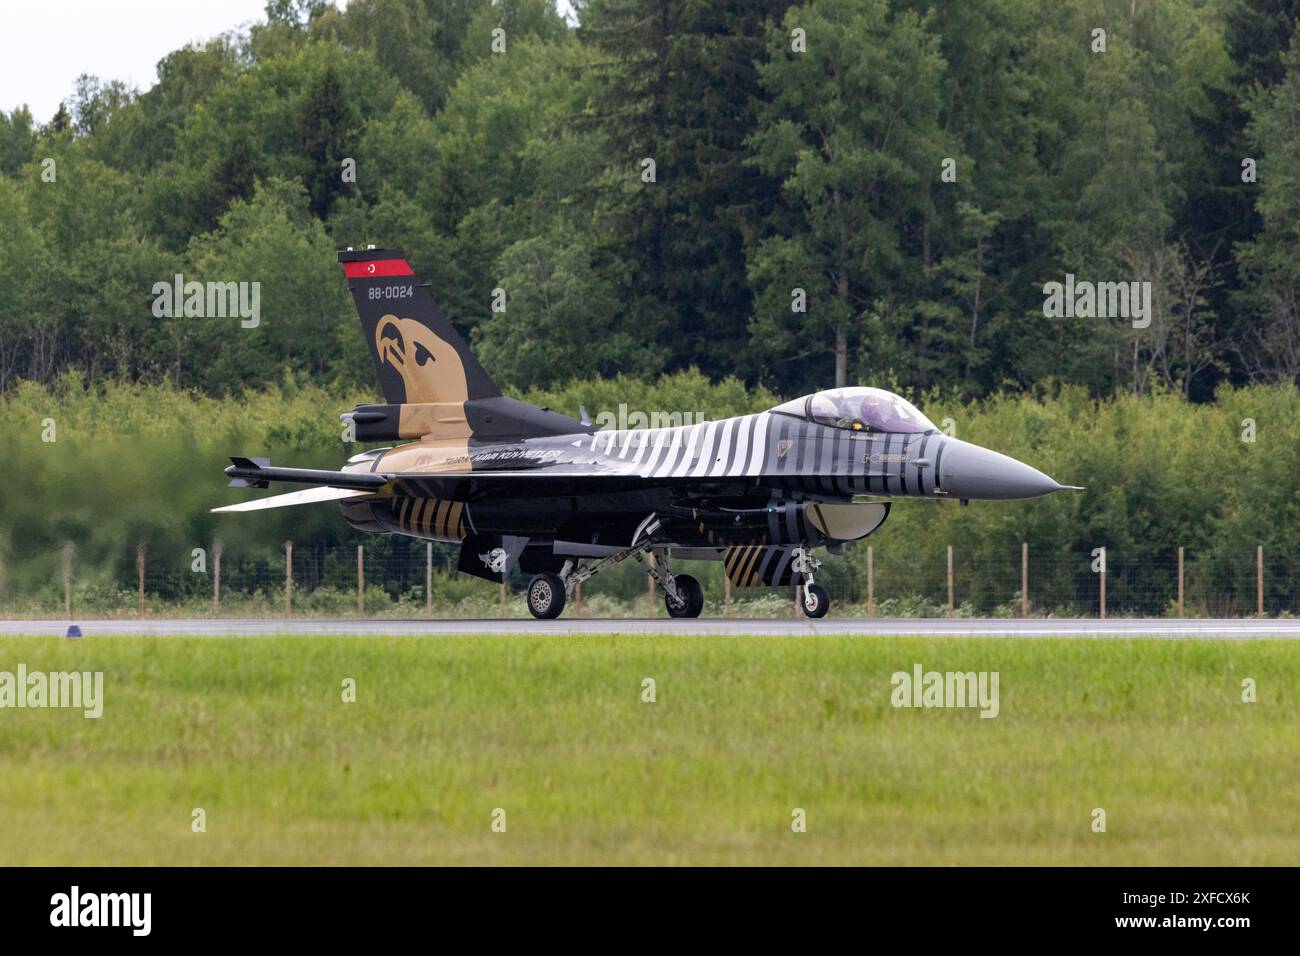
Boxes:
[3,0,1300,614]
[2,0,1300,400]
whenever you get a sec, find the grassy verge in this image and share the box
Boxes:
[0,634,1295,865]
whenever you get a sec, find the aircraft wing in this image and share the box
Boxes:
[220,456,753,501]
[211,485,372,513]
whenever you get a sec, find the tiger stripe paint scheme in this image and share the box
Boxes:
[219,248,1073,618]
[394,496,468,542]
[353,412,958,518]
[724,545,799,588]
[366,413,946,495]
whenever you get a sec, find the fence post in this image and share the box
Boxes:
[62,540,74,618]
[1021,542,1028,618]
[1177,546,1184,618]
[647,573,654,615]
[575,582,583,617]
[724,575,732,617]
[284,540,293,618]
[867,545,874,616]
[212,539,222,616]
[794,585,803,618]
[1257,545,1264,617]
[356,544,364,617]
[425,542,433,616]
[946,545,954,617]
[499,582,506,617]
[137,542,146,617]
[1099,546,1107,620]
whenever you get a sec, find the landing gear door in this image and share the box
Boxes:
[458,533,529,583]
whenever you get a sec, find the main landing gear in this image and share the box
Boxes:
[523,545,708,620]
[791,546,830,619]
[523,542,828,621]
[665,575,704,618]
[525,548,648,620]
[525,572,566,619]
[639,548,703,618]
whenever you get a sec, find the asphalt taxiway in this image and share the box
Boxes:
[1,618,1297,638]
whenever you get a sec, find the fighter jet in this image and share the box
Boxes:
[214,248,1077,619]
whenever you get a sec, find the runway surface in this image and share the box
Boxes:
[1,617,1298,638]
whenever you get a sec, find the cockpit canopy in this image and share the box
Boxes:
[772,387,937,434]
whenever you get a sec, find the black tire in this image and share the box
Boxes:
[665,573,705,618]
[801,583,830,619]
[526,573,567,619]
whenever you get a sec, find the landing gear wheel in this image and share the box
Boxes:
[801,583,830,619]
[526,573,567,619]
[665,574,704,618]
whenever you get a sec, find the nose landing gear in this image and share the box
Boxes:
[801,583,830,618]
[791,547,830,618]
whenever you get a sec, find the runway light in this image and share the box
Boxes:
[65,624,83,639]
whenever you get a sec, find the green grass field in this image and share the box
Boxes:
[0,634,1295,865]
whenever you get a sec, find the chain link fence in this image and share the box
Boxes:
[2,537,1297,620]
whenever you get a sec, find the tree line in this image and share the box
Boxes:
[2,0,1299,404]
[3,375,1296,612]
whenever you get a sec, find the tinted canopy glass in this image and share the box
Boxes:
[805,387,936,434]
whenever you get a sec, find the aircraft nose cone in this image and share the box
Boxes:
[939,439,1061,500]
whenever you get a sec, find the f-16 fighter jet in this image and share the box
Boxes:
[214,248,1077,619]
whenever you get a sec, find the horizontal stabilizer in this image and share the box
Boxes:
[212,486,370,513]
